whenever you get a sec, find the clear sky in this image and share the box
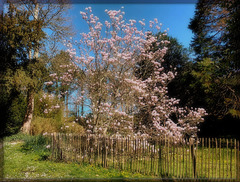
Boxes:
[69,3,196,48]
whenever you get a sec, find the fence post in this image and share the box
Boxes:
[158,138,162,176]
[57,133,61,161]
[101,137,104,167]
[190,138,197,178]
[53,132,58,160]
[215,138,217,178]
[103,137,107,168]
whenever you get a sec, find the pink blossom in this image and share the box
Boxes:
[45,81,53,85]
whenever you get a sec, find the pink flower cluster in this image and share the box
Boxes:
[135,56,207,140]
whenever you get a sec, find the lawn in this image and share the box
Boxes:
[45,133,239,180]
[3,133,239,181]
[3,133,156,180]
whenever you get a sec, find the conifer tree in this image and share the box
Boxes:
[189,0,240,118]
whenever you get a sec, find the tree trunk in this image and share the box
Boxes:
[21,2,39,134]
[66,93,69,118]
[33,2,39,59]
[27,2,39,60]
[21,89,34,134]
[81,98,84,116]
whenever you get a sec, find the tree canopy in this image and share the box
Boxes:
[189,0,240,119]
[0,0,73,136]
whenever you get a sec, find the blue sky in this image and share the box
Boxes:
[69,3,196,48]
[3,2,197,48]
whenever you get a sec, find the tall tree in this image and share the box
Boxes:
[189,0,240,118]
[0,2,37,136]
[62,7,207,139]
[1,0,73,135]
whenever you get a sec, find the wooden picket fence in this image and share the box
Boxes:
[46,133,240,180]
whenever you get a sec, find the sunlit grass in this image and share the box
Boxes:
[48,136,238,180]
[3,134,156,179]
[3,133,238,180]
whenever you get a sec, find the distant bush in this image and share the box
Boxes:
[31,116,85,135]
[65,115,76,123]
[31,117,61,135]
[60,121,85,135]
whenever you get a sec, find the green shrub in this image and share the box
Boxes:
[1,91,27,137]
[65,115,76,122]
[21,135,51,161]
[31,116,85,135]
[60,121,85,135]
[31,117,61,135]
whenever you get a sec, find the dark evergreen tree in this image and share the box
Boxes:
[188,0,240,138]
[189,0,240,118]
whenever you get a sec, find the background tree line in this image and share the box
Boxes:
[169,0,240,138]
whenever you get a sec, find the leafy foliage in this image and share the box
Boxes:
[31,117,61,135]
[0,90,27,137]
[1,0,73,136]
[187,0,240,138]
[189,0,240,118]
[0,1,46,136]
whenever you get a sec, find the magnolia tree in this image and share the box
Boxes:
[50,7,207,140]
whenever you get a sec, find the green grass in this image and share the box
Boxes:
[154,146,238,179]
[3,133,238,180]
[47,135,238,180]
[3,133,157,179]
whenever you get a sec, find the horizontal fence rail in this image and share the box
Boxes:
[45,133,240,180]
